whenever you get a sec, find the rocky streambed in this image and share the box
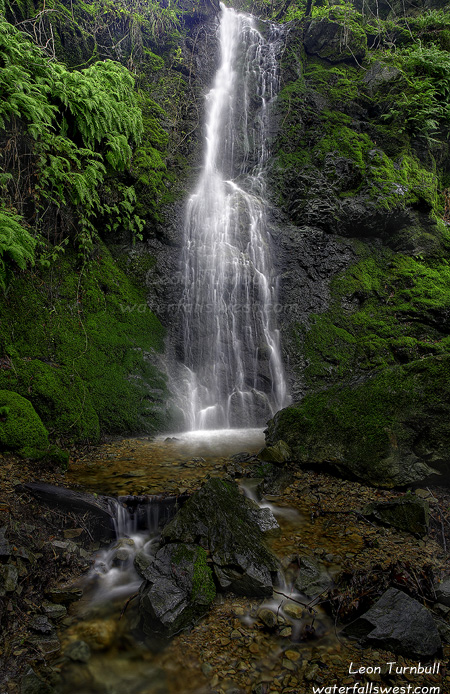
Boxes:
[2,431,450,693]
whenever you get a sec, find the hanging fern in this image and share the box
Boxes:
[0,207,36,291]
[0,15,146,260]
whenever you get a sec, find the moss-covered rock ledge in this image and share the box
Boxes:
[266,354,450,487]
[0,243,170,449]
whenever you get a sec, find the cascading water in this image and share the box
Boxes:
[177,3,290,430]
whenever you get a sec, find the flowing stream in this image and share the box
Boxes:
[176,3,289,430]
[60,433,340,694]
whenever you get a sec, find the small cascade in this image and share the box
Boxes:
[176,3,290,430]
[88,495,186,603]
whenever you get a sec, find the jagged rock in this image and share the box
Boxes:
[343,587,441,657]
[134,548,157,578]
[304,17,367,63]
[139,543,216,639]
[65,640,91,663]
[30,615,54,634]
[162,478,279,596]
[363,496,430,535]
[42,602,67,621]
[250,505,280,536]
[435,577,450,607]
[294,557,333,597]
[257,440,292,464]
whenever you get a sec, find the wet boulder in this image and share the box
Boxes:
[162,478,279,596]
[294,557,333,597]
[139,543,215,639]
[343,587,441,658]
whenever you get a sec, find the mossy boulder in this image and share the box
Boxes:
[138,543,215,639]
[266,355,450,487]
[0,390,49,456]
[162,478,279,596]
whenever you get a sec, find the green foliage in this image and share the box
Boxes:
[378,44,450,142]
[0,243,168,441]
[0,207,36,291]
[0,16,145,259]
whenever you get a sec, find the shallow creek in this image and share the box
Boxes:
[54,430,442,694]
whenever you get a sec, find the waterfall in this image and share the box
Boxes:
[178,3,289,431]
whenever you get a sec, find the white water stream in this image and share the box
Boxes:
[176,4,289,430]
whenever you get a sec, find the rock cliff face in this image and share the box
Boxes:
[261,3,450,485]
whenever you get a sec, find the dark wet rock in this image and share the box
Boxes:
[1,563,18,592]
[134,548,157,579]
[162,478,279,596]
[304,17,367,63]
[139,543,216,639]
[46,587,83,604]
[294,557,333,597]
[230,451,256,463]
[65,639,91,663]
[30,615,54,634]
[363,495,430,535]
[257,440,291,464]
[42,602,67,621]
[343,587,441,657]
[249,505,280,536]
[435,577,450,607]
[21,667,55,694]
[110,538,135,566]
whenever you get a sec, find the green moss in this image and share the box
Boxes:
[191,547,216,603]
[295,239,450,392]
[0,390,49,454]
[267,355,450,486]
[172,544,216,604]
[0,242,168,442]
